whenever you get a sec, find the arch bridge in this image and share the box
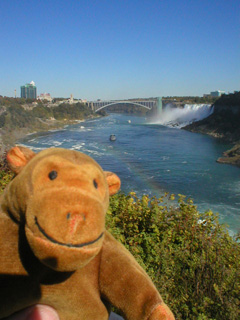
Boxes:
[87,97,162,113]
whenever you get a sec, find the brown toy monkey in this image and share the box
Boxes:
[0,146,174,320]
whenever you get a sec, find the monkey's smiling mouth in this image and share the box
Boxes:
[34,217,104,248]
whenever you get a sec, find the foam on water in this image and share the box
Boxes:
[70,144,84,150]
[62,139,75,143]
[70,127,92,132]
[49,129,67,132]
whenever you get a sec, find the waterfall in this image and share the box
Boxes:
[151,104,214,128]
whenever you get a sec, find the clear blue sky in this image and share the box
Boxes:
[1,0,239,100]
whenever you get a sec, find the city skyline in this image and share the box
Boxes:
[0,0,239,100]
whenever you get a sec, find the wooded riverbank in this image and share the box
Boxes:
[0,97,103,155]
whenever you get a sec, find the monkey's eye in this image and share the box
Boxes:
[93,179,98,189]
[48,170,58,180]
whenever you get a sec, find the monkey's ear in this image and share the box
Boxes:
[7,146,36,174]
[104,171,121,196]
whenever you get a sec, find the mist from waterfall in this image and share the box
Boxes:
[151,104,214,128]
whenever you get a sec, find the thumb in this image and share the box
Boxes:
[5,305,60,320]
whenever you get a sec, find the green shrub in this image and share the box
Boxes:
[107,193,240,320]
[0,153,14,193]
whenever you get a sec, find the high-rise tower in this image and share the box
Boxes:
[21,81,37,99]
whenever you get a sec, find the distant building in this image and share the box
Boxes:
[38,93,52,102]
[21,81,37,99]
[69,94,74,104]
[210,90,225,97]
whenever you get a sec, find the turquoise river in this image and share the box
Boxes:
[19,112,240,235]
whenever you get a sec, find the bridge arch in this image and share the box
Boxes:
[94,101,152,113]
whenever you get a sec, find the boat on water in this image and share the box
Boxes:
[109,134,116,141]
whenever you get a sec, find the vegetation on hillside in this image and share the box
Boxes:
[0,96,35,106]
[0,98,99,153]
[51,102,93,120]
[107,192,240,320]
[163,96,218,105]
[0,102,95,131]
[0,104,40,130]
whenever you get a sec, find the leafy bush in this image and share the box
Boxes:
[0,153,14,193]
[107,193,240,320]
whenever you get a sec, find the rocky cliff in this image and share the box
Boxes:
[183,92,240,167]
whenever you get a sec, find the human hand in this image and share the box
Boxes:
[4,305,59,320]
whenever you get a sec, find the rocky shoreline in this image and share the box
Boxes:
[216,144,240,166]
[183,92,240,167]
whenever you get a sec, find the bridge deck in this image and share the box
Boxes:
[87,99,160,112]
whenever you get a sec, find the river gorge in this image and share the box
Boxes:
[19,109,240,235]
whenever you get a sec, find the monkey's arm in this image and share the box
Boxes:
[99,231,174,320]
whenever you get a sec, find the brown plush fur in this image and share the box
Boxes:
[0,146,174,320]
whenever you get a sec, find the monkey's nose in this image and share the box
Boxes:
[67,212,86,235]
